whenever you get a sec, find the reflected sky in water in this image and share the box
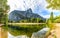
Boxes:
[8,32,29,38]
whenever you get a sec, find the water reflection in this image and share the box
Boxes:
[31,28,50,38]
[0,24,49,38]
[8,32,29,38]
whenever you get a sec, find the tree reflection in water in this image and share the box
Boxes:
[1,24,48,38]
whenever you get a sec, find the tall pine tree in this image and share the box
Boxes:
[50,12,54,23]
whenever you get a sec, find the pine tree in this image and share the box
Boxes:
[50,12,54,23]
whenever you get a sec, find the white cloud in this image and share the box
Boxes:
[41,15,50,18]
[7,0,50,18]
[7,0,60,18]
[7,0,47,11]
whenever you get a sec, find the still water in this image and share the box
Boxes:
[0,24,50,38]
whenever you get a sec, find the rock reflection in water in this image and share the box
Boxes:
[31,28,50,38]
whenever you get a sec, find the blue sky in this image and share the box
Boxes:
[7,0,60,18]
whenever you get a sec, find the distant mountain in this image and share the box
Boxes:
[8,8,45,21]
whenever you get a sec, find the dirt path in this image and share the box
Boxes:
[48,23,60,38]
[54,24,60,38]
[55,27,60,38]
